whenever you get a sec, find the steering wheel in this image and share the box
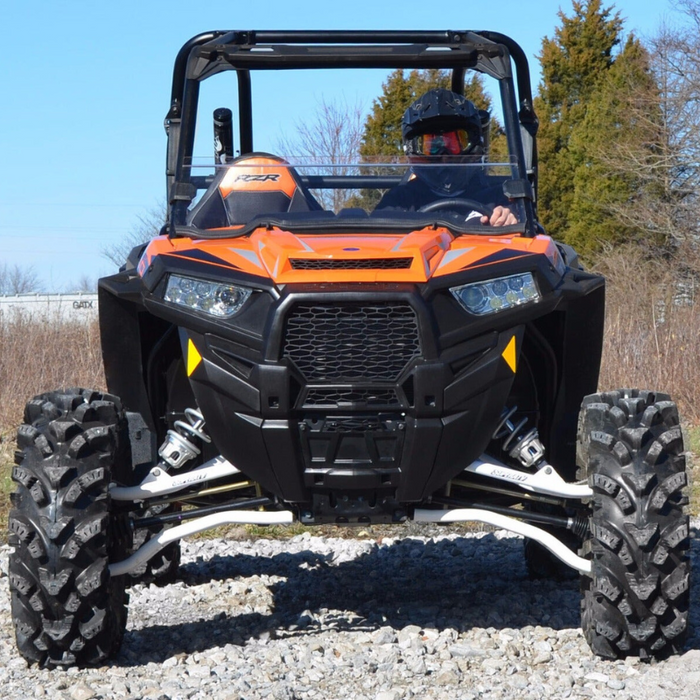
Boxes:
[418,198,494,220]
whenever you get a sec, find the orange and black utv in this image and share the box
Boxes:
[8,30,689,666]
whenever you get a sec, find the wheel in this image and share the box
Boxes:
[8,388,129,667]
[417,197,493,218]
[577,390,689,660]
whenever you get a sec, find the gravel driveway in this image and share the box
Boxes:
[0,522,698,700]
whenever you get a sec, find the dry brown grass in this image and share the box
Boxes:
[593,244,700,514]
[0,312,106,535]
[0,312,105,432]
[594,244,700,424]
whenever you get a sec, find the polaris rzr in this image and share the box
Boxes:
[8,30,689,666]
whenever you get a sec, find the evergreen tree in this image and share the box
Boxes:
[359,69,494,159]
[535,0,623,241]
[566,36,664,255]
[360,70,450,159]
[355,69,502,208]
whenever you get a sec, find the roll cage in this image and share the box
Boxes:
[165,30,539,236]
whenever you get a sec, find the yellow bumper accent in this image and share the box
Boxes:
[187,338,202,376]
[502,336,517,373]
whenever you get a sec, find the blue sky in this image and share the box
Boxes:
[0,0,681,291]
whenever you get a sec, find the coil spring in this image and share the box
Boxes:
[492,405,545,468]
[159,407,212,470]
[172,408,211,446]
[493,406,528,450]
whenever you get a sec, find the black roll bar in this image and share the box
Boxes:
[166,30,539,235]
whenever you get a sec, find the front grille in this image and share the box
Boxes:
[283,303,421,382]
[304,387,401,408]
[322,416,398,433]
[289,258,413,270]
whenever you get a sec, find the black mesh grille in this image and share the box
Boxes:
[283,303,421,382]
[323,416,393,433]
[304,387,401,408]
[289,258,413,270]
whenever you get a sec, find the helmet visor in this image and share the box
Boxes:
[410,129,472,156]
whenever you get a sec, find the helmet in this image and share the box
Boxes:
[401,89,490,195]
[402,89,487,159]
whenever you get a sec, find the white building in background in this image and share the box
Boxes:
[0,293,99,323]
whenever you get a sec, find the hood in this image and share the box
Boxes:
[140,228,557,284]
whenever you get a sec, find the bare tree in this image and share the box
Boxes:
[589,3,700,249]
[275,97,365,212]
[103,204,167,268]
[650,2,700,242]
[0,263,43,294]
[68,275,98,293]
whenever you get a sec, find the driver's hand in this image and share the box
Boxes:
[481,206,517,226]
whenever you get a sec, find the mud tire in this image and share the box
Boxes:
[577,389,689,660]
[8,389,129,667]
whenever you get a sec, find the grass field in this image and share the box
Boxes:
[0,436,12,536]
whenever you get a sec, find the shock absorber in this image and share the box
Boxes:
[492,405,546,469]
[158,407,212,470]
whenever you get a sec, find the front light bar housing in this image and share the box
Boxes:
[450,272,540,316]
[164,274,252,318]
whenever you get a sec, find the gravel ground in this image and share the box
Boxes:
[0,522,698,700]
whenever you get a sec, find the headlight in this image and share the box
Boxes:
[450,273,540,316]
[164,274,252,318]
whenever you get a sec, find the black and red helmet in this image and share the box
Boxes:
[402,88,487,158]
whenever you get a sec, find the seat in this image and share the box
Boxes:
[188,153,322,229]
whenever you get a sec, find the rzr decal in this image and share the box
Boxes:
[235,173,281,183]
[219,159,298,198]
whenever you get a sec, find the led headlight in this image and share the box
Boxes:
[450,273,540,316]
[164,274,252,318]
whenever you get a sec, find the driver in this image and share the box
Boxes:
[375,88,516,226]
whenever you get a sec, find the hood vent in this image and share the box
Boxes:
[289,257,412,270]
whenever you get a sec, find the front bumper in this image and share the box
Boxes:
[182,284,523,503]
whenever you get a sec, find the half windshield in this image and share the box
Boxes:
[185,155,524,235]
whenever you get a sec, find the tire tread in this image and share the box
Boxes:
[578,389,689,660]
[8,389,129,667]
